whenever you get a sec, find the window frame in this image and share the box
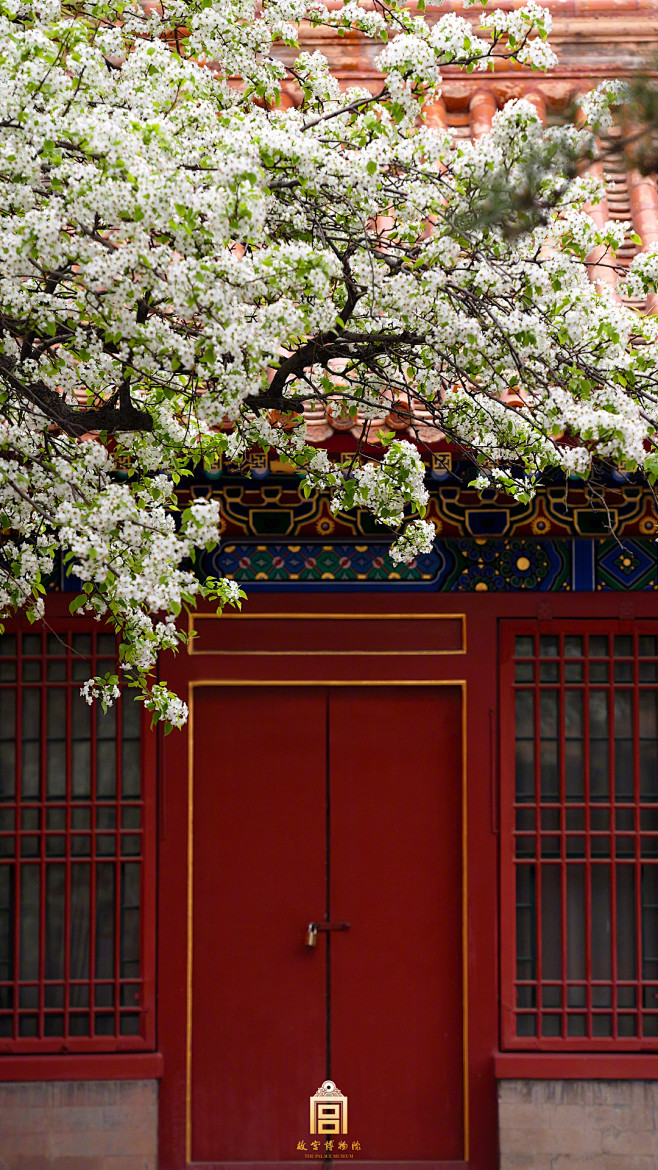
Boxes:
[500,618,658,1052]
[0,616,157,1056]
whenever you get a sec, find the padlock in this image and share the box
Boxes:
[305,923,318,948]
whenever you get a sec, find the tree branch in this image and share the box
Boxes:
[0,359,153,436]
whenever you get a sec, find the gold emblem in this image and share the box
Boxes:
[241,450,269,477]
[310,1079,348,1135]
[431,451,452,474]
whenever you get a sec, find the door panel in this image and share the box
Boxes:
[330,687,463,1161]
[191,688,327,1162]
[191,685,463,1165]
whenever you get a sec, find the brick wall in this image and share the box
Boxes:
[499,1079,658,1170]
[0,1079,157,1170]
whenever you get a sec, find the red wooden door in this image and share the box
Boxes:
[191,688,327,1161]
[330,687,464,1162]
[191,686,464,1167]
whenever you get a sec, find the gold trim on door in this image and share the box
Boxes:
[185,678,469,1165]
[187,612,467,656]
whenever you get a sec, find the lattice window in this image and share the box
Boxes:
[0,626,155,1052]
[501,623,658,1050]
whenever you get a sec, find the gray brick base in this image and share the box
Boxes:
[499,1079,658,1170]
[0,1079,157,1170]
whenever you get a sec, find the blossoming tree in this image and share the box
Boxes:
[1,0,656,724]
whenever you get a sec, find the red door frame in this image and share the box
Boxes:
[157,591,658,1170]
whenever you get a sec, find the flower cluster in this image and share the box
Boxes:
[0,0,654,721]
[390,520,436,566]
[331,441,430,529]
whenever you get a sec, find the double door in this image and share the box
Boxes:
[190,685,464,1167]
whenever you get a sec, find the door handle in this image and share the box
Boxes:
[305,922,350,948]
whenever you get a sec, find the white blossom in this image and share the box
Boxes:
[390,519,436,566]
[0,0,651,722]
